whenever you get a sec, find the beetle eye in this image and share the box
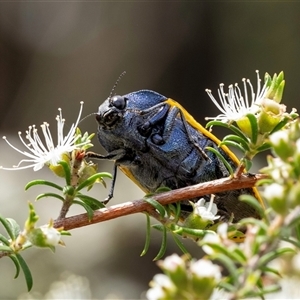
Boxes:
[111,95,127,110]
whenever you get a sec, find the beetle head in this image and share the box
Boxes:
[96,95,128,129]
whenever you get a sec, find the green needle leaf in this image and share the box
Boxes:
[58,160,71,185]
[76,172,112,192]
[211,252,238,281]
[206,121,249,142]
[220,140,247,155]
[171,233,190,255]
[0,245,13,252]
[223,134,250,151]
[0,234,10,246]
[25,180,63,191]
[73,200,94,221]
[0,215,15,240]
[76,194,106,209]
[144,198,166,218]
[141,213,151,256]
[246,113,258,144]
[9,254,21,279]
[256,142,272,152]
[6,218,21,240]
[16,253,33,291]
[206,146,234,176]
[36,193,65,202]
[153,225,167,261]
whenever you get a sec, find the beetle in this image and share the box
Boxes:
[88,89,262,223]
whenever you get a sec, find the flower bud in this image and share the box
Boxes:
[190,259,221,298]
[263,183,287,214]
[27,224,62,252]
[269,130,294,160]
[146,274,176,300]
[257,99,286,134]
[236,116,253,139]
[158,254,187,289]
[183,198,220,230]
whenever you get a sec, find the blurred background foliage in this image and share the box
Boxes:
[0,2,299,299]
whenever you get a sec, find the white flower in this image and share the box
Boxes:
[206,70,268,122]
[40,224,62,247]
[159,254,185,272]
[201,233,220,255]
[194,197,220,221]
[190,259,221,281]
[1,102,88,171]
[146,274,176,300]
[263,183,285,201]
[269,129,289,147]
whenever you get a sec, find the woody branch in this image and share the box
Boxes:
[54,173,267,231]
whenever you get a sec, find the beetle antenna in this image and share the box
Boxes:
[109,71,126,103]
[79,112,97,124]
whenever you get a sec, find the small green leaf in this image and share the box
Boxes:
[73,200,94,221]
[206,121,250,142]
[296,223,300,242]
[239,218,269,232]
[171,202,181,223]
[153,225,167,261]
[36,193,65,202]
[5,218,21,240]
[58,160,71,185]
[154,187,172,193]
[241,158,252,171]
[16,253,33,291]
[256,142,272,152]
[260,284,281,295]
[258,247,295,268]
[0,233,10,246]
[264,72,272,87]
[218,281,236,293]
[239,194,266,219]
[76,172,112,192]
[246,113,258,144]
[0,245,13,252]
[144,198,166,218]
[211,252,238,281]
[204,243,245,265]
[140,213,151,256]
[171,233,190,256]
[261,266,282,277]
[0,215,15,240]
[220,140,247,155]
[152,224,165,232]
[8,255,21,279]
[281,237,300,248]
[270,117,290,134]
[173,226,209,239]
[206,146,234,176]
[76,194,106,210]
[274,80,285,103]
[223,134,250,151]
[25,180,63,191]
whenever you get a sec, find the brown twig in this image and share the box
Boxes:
[54,173,268,231]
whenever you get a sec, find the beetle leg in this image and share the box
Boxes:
[104,163,118,203]
[86,149,128,203]
[150,105,210,161]
[177,110,210,161]
[86,149,127,161]
[137,104,169,137]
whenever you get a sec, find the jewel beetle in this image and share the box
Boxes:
[89,89,262,223]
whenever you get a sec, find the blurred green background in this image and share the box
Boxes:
[0,2,299,299]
